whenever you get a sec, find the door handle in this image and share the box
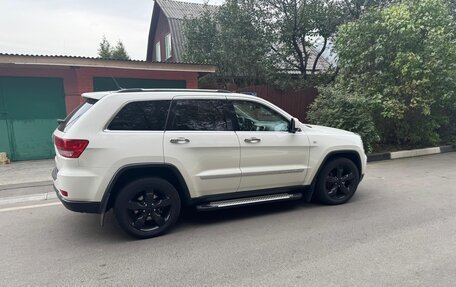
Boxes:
[244,137,261,143]
[170,137,190,144]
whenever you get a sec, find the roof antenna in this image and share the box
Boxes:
[111,77,123,90]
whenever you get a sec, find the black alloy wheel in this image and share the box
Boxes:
[114,177,181,239]
[315,158,360,205]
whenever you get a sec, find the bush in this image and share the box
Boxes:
[334,0,456,148]
[307,85,380,152]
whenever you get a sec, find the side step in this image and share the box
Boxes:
[196,193,302,211]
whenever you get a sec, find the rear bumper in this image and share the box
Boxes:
[52,168,101,214]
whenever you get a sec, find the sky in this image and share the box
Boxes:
[0,0,223,60]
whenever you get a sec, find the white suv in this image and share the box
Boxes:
[52,89,366,238]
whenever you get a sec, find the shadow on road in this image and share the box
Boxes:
[60,191,367,243]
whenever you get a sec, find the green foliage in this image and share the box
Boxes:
[97,35,130,60]
[331,0,456,148]
[447,0,456,20]
[184,0,366,88]
[111,41,130,60]
[98,35,112,59]
[257,0,343,78]
[307,85,380,152]
[183,1,271,88]
[341,0,399,20]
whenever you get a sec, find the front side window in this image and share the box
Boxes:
[168,99,231,131]
[108,100,170,131]
[165,33,172,59]
[232,100,289,132]
[155,42,161,62]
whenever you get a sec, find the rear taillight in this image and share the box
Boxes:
[54,136,89,158]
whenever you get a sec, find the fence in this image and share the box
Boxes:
[236,85,318,121]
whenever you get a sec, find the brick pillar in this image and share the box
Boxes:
[63,67,94,114]
[186,76,198,89]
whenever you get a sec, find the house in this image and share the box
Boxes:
[146,0,331,72]
[146,0,218,63]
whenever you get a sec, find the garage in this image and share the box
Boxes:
[0,76,66,161]
[0,53,216,161]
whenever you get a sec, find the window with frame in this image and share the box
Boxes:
[58,98,97,132]
[165,33,172,60]
[168,99,232,131]
[108,100,170,131]
[232,100,289,132]
[155,42,161,62]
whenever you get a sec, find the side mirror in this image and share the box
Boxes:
[289,118,299,133]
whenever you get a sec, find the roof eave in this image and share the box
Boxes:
[0,54,216,73]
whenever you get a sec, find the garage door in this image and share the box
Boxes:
[0,77,66,161]
[93,77,186,91]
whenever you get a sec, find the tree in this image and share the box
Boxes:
[256,0,398,75]
[184,0,351,88]
[257,0,344,78]
[309,0,456,149]
[183,1,272,88]
[97,36,131,60]
[98,35,112,59]
[111,41,130,60]
[340,0,399,20]
[447,0,456,19]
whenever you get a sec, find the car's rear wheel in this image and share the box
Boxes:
[114,177,181,239]
[315,157,360,205]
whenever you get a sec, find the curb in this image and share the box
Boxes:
[367,145,456,162]
[0,146,454,192]
[0,192,57,206]
[0,180,52,191]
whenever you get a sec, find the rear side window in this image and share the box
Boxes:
[168,99,232,131]
[108,100,170,131]
[58,98,97,132]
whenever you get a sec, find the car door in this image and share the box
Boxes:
[163,96,241,198]
[229,97,310,192]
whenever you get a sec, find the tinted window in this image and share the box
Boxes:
[168,99,231,131]
[58,98,97,132]
[233,101,289,132]
[108,100,170,131]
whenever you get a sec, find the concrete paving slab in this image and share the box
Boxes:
[0,159,54,187]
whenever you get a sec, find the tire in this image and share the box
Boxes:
[114,177,181,239]
[315,157,360,205]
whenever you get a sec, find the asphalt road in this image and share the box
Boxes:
[1,153,456,286]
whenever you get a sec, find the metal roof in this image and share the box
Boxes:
[156,0,218,20]
[150,0,219,62]
[168,18,186,63]
[0,53,216,73]
[0,52,203,65]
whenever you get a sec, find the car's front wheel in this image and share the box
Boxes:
[315,157,360,205]
[114,177,181,239]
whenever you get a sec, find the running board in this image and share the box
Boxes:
[196,193,302,211]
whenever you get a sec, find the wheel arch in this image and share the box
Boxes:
[100,163,191,217]
[305,150,362,202]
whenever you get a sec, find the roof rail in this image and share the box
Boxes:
[115,88,232,94]
[239,92,258,97]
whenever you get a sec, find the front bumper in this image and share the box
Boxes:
[52,168,101,214]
